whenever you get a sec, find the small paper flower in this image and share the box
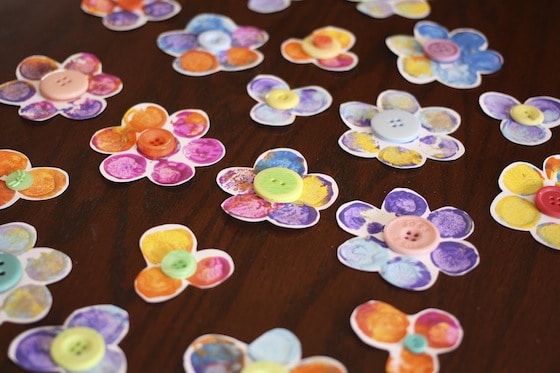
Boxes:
[90,103,225,186]
[1,149,69,209]
[339,90,464,169]
[248,0,302,13]
[479,92,560,146]
[281,26,358,71]
[216,148,339,229]
[158,13,268,76]
[490,155,560,250]
[348,0,430,19]
[134,224,234,303]
[81,0,181,31]
[0,53,122,121]
[351,300,463,372]
[247,74,332,126]
[0,222,71,325]
[337,188,479,291]
[9,304,128,372]
[184,328,347,373]
[386,21,503,89]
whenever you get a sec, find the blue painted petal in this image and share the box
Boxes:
[61,97,105,120]
[418,135,464,161]
[249,0,291,13]
[254,149,307,175]
[337,201,375,232]
[451,30,487,51]
[415,21,449,40]
[292,87,332,116]
[380,256,432,290]
[250,103,295,126]
[432,62,479,88]
[431,241,479,275]
[465,50,503,73]
[479,92,518,120]
[338,236,390,272]
[501,120,550,145]
[339,101,378,129]
[10,326,62,372]
[189,335,245,372]
[525,96,560,126]
[247,75,289,102]
[268,204,319,228]
[157,32,198,56]
[428,208,473,239]
[248,328,301,365]
[66,305,129,345]
[382,188,428,216]
[186,14,237,34]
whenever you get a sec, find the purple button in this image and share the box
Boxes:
[423,39,460,63]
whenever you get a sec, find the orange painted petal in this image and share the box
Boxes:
[81,0,115,15]
[354,301,409,343]
[116,0,143,11]
[19,168,68,200]
[123,104,168,132]
[178,50,219,74]
[0,182,17,207]
[225,47,260,67]
[135,267,183,299]
[0,150,29,176]
[91,126,137,153]
[282,40,312,62]
[386,349,435,373]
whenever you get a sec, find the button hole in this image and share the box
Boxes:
[0,272,5,276]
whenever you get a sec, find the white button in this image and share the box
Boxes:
[197,30,232,53]
[370,109,420,143]
[39,70,89,101]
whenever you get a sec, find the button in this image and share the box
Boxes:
[535,186,560,218]
[371,109,420,143]
[241,361,289,373]
[509,104,544,126]
[404,333,428,354]
[50,327,106,371]
[5,170,34,191]
[0,252,23,293]
[383,216,440,256]
[160,250,197,279]
[136,128,177,159]
[265,89,300,110]
[39,69,89,101]
[197,30,232,53]
[301,34,342,59]
[423,39,460,63]
[254,167,304,203]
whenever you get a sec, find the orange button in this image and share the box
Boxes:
[383,216,440,256]
[137,128,176,159]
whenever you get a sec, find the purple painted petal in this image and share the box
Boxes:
[144,1,180,20]
[101,153,147,181]
[171,110,209,138]
[216,167,255,195]
[501,119,550,146]
[88,73,123,97]
[428,208,473,239]
[292,87,332,116]
[269,203,319,228]
[0,80,36,103]
[247,75,289,102]
[183,138,225,165]
[222,194,273,220]
[419,135,464,160]
[339,101,378,129]
[249,0,290,14]
[254,149,307,175]
[17,56,58,80]
[20,101,57,121]
[158,32,198,56]
[337,201,375,231]
[96,348,127,372]
[61,97,105,120]
[67,305,129,345]
[380,256,433,290]
[382,188,428,216]
[63,53,101,75]
[431,241,479,275]
[251,103,295,126]
[479,92,519,120]
[150,160,194,185]
[525,96,560,126]
[231,26,268,48]
[104,11,144,31]
[377,90,420,113]
[10,326,62,371]
[23,249,71,283]
[338,236,389,272]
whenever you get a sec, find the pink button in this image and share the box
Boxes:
[39,69,89,101]
[423,39,460,63]
[383,216,440,256]
[535,186,560,218]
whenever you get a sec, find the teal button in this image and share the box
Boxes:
[0,252,23,293]
[404,333,428,354]
[161,250,197,279]
[5,170,34,191]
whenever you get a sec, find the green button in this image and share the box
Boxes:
[0,252,23,293]
[5,170,34,191]
[161,250,197,279]
[253,167,304,203]
[265,89,300,110]
[50,327,106,371]
[241,361,289,373]
[509,104,544,126]
[403,333,428,354]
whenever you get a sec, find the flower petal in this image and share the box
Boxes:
[281,39,313,63]
[88,73,123,97]
[17,55,58,80]
[218,48,263,71]
[428,208,473,239]
[248,328,301,365]
[185,13,237,34]
[8,326,62,371]
[394,1,431,19]
[339,101,378,129]
[21,248,71,283]
[184,334,246,373]
[0,222,36,256]
[298,173,338,209]
[0,183,17,209]
[465,50,504,74]
[250,102,295,126]
[291,86,332,116]
[534,223,560,250]
[386,35,424,57]
[135,266,185,302]
[269,204,320,228]
[231,26,268,48]
[431,241,479,275]
[419,107,461,133]
[20,101,58,121]
[157,31,198,56]
[338,236,390,272]
[140,224,196,265]
[173,50,220,76]
[451,30,487,51]
[380,256,434,290]
[247,75,289,102]
[183,138,225,166]
[81,0,115,16]
[90,127,137,154]
[293,356,348,373]
[351,300,410,345]
[479,91,519,120]
[0,149,30,176]
[19,168,69,201]
[221,194,274,220]
[63,52,101,75]
[525,96,560,127]
[96,348,127,373]
[544,155,560,183]
[66,305,129,345]
[2,284,52,323]
[104,11,146,31]
[336,200,383,235]
[0,80,36,103]
[317,52,358,71]
[61,97,106,120]
[100,153,148,182]
[188,249,234,288]
[419,135,464,161]
[491,194,541,230]
[144,0,181,21]
[254,148,307,175]
[377,90,420,113]
[499,162,544,195]
[383,188,428,216]
[171,110,209,138]
[249,0,291,14]
[357,1,394,18]
[216,167,256,195]
[398,55,434,84]
[414,309,463,350]
[339,130,380,158]
[386,349,436,373]
[378,146,425,169]
[415,21,449,40]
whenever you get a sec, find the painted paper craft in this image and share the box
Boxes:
[386,21,503,88]
[0,53,122,121]
[184,328,347,372]
[348,0,430,19]
[490,155,560,250]
[339,89,464,168]
[248,0,301,13]
[90,103,225,186]
[0,222,71,325]
[216,148,339,229]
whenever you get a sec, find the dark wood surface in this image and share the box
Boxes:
[1,0,559,371]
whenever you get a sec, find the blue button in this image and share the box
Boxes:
[0,252,23,293]
[371,109,420,143]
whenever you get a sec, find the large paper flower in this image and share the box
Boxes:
[0,222,71,325]
[9,304,128,372]
[134,224,234,303]
[337,188,479,291]
[90,103,225,186]
[339,90,464,169]
[184,328,347,373]
[216,148,339,229]
[81,0,181,31]
[348,0,430,19]
[386,21,503,88]
[479,92,560,146]
[351,300,463,372]
[1,149,69,209]
[281,26,358,71]
[247,74,332,126]
[490,155,560,250]
[0,53,122,121]
[248,0,302,13]
[158,13,268,76]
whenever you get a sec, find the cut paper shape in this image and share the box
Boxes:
[9,304,128,372]
[247,74,332,126]
[348,0,430,19]
[1,149,69,209]
[0,53,122,121]
[339,89,464,169]
[479,92,560,146]
[281,26,358,71]
[386,21,503,88]
[351,300,463,372]
[0,222,71,325]
[490,155,560,250]
[134,224,234,303]
[216,148,339,229]
[249,0,302,13]
[184,328,347,372]
[158,13,268,76]
[90,103,225,186]
[336,188,479,291]
[81,0,181,31]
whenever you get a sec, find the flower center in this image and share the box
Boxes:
[161,250,198,279]
[5,170,34,191]
[509,104,544,126]
[423,39,460,63]
[136,128,177,159]
[0,252,23,293]
[383,215,440,256]
[404,333,428,354]
[534,186,560,218]
[302,33,342,59]
[265,89,300,110]
[50,327,106,371]
[254,167,304,203]
[370,109,421,143]
[39,69,89,101]
[197,30,232,53]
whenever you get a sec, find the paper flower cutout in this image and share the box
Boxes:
[281,26,358,71]
[90,103,225,186]
[351,300,463,372]
[339,90,464,169]
[1,149,69,209]
[337,188,479,291]
[386,21,503,88]
[248,0,302,13]
[9,304,128,372]
[247,74,332,126]
[0,53,122,121]
[184,328,347,372]
[348,0,430,19]
[134,224,234,303]
[0,222,71,325]
[81,0,181,31]
[490,155,560,250]
[217,148,339,229]
[158,13,268,76]
[479,92,560,146]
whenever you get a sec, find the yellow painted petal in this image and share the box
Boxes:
[314,27,354,49]
[536,223,560,249]
[394,1,431,18]
[501,164,544,195]
[342,132,380,155]
[19,168,68,200]
[495,196,540,229]
[402,55,433,78]
[0,150,29,176]
[2,284,50,320]
[135,267,182,299]
[386,35,424,57]
[298,175,334,208]
[140,227,195,264]
[379,147,423,168]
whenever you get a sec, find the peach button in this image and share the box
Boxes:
[137,128,176,159]
[383,216,440,256]
[39,70,89,101]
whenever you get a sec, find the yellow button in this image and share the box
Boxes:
[301,34,342,59]
[39,70,89,101]
[50,327,105,371]
[254,167,304,203]
[241,361,289,373]
[509,104,544,126]
[265,89,300,110]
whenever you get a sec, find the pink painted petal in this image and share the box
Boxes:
[63,52,101,75]
[317,52,358,71]
[216,167,255,195]
[88,73,123,97]
[101,153,148,182]
[414,309,463,350]
[171,110,210,138]
[20,101,58,121]
[183,138,225,166]
[150,160,194,186]
[231,26,269,48]
[221,194,274,220]
[188,249,234,289]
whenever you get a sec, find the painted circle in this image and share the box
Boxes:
[301,34,342,59]
[50,327,106,371]
[404,333,428,354]
[254,167,304,203]
[5,170,34,191]
[160,250,197,279]
[535,186,560,218]
[197,30,232,53]
[383,215,440,255]
[509,104,544,126]
[39,69,89,101]
[137,128,176,159]
[423,39,461,63]
[265,89,300,110]
[241,361,289,373]
[371,109,421,143]
[0,252,23,293]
